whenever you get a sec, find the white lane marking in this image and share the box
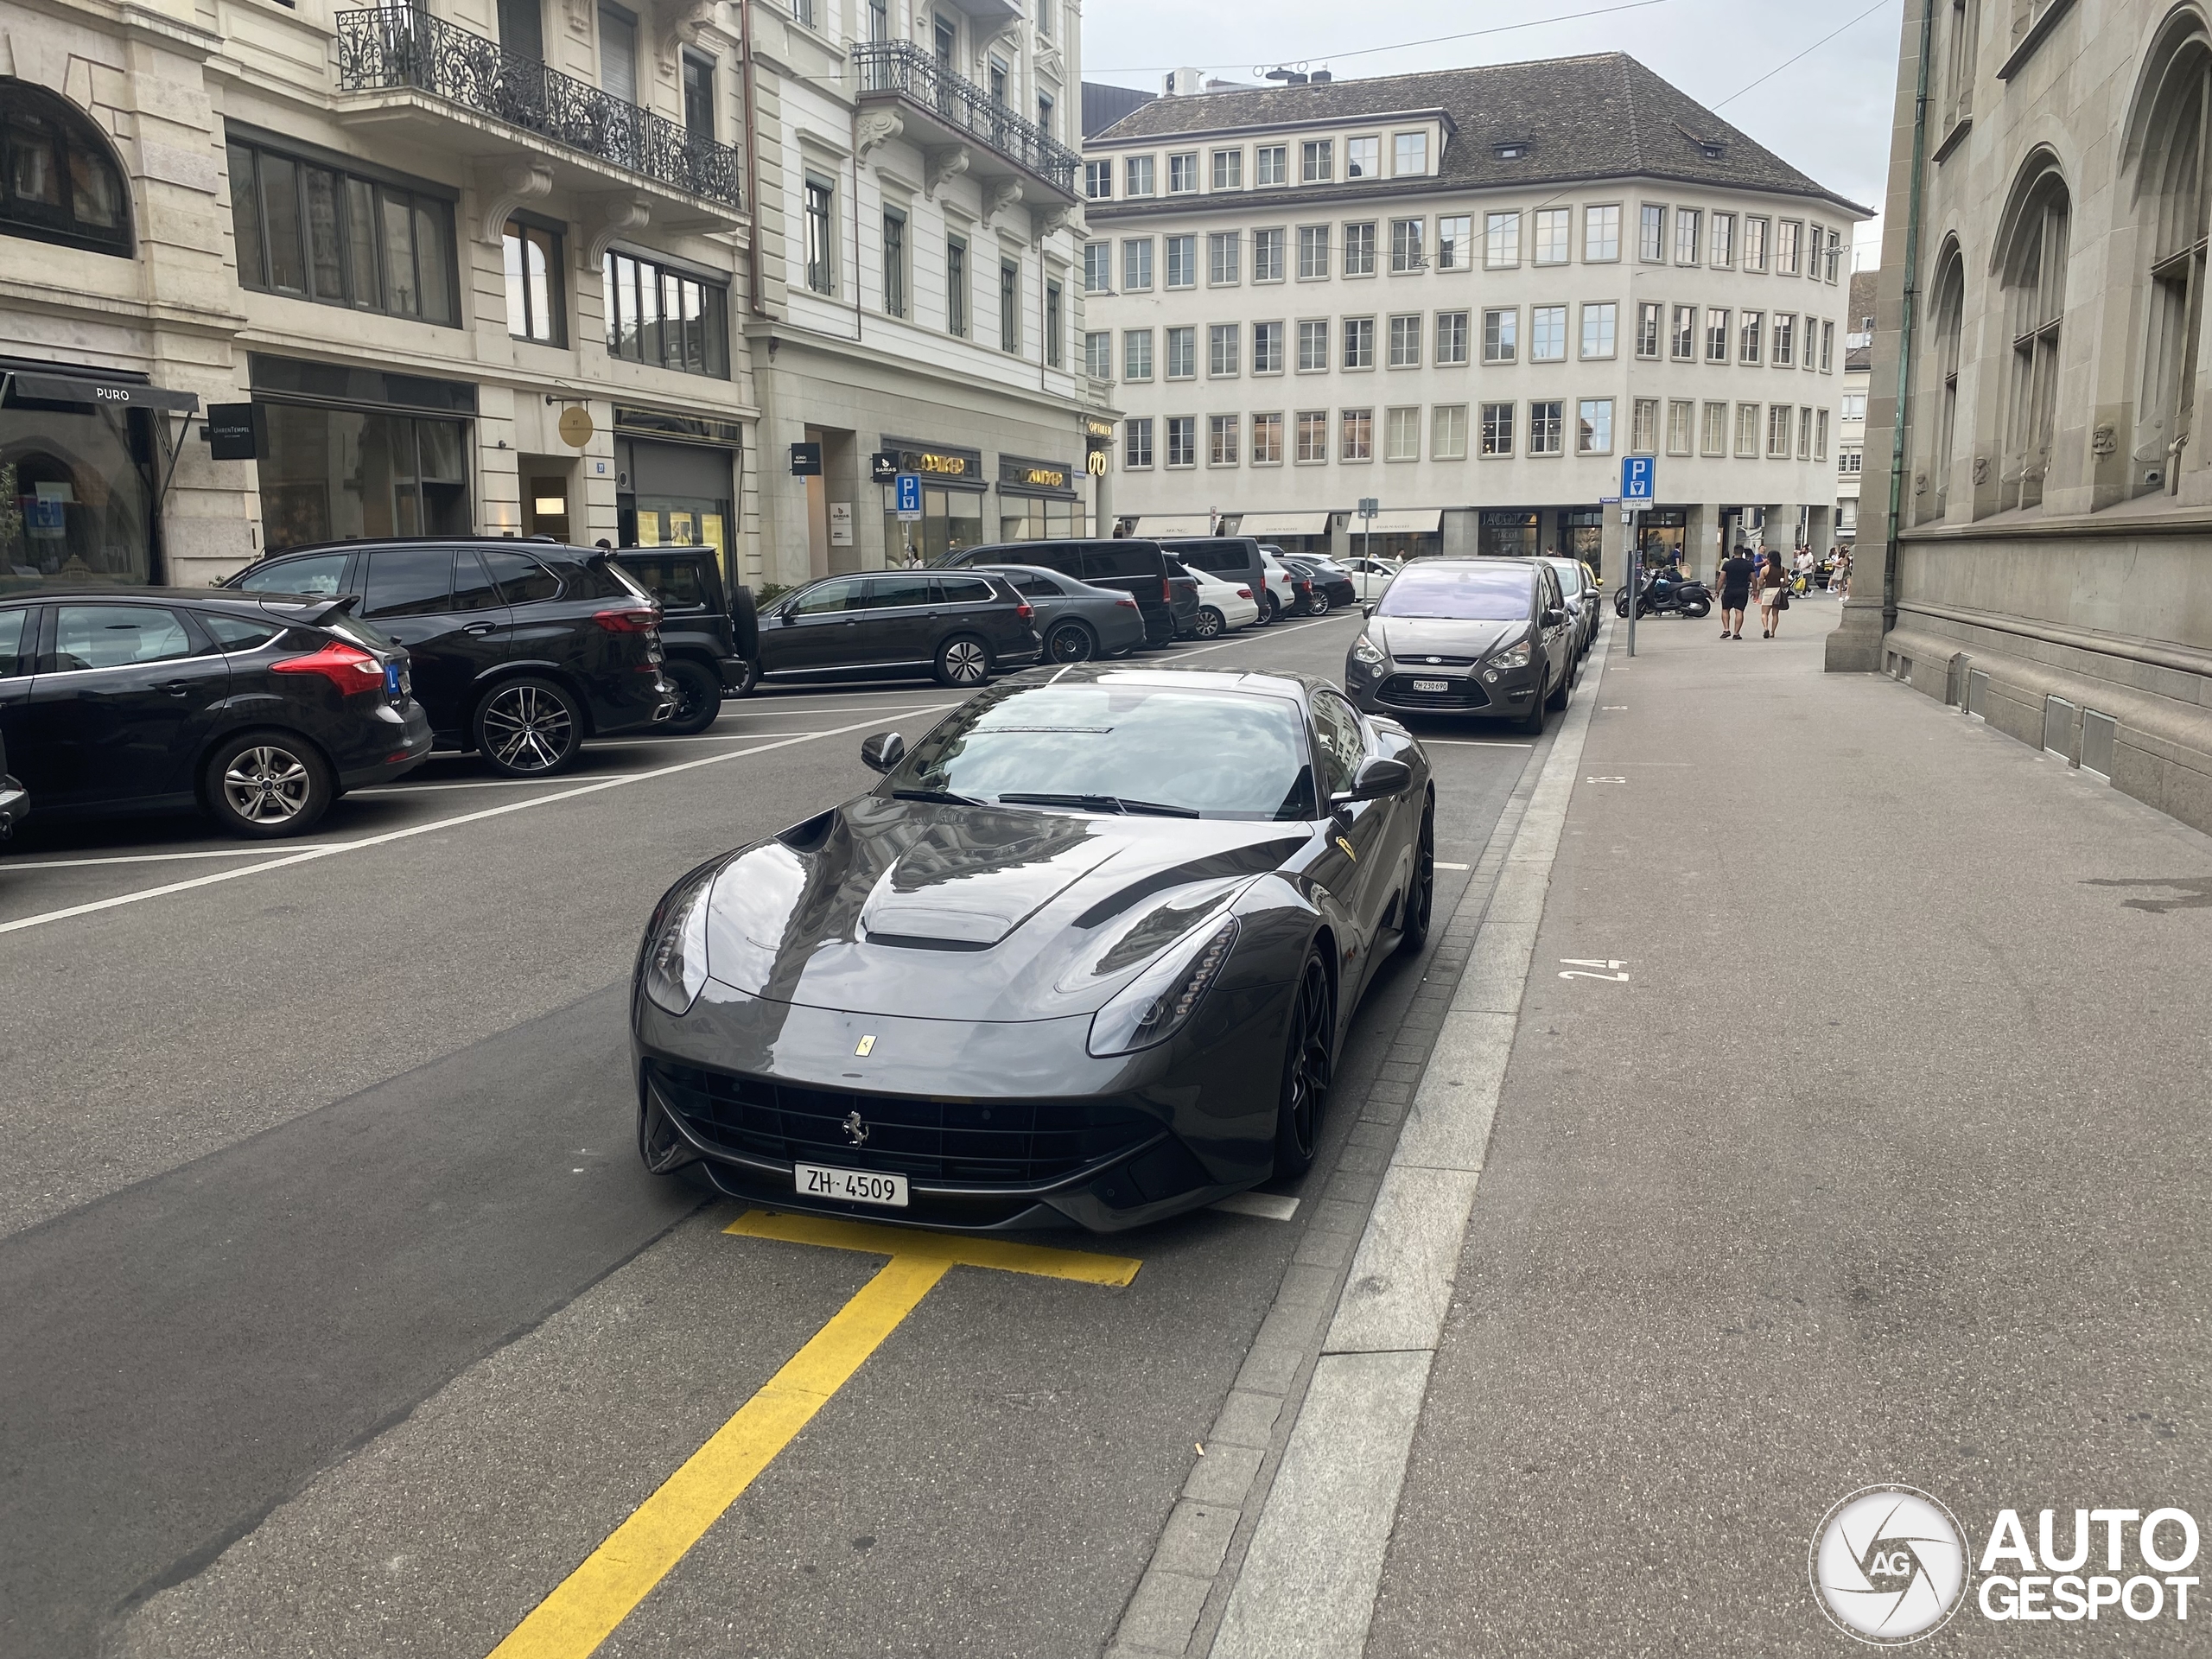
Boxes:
[353,776,639,795]
[1418,740,1534,749]
[1170,616,1347,658]
[2,845,349,870]
[1212,1192,1300,1221]
[1433,861,1471,871]
[0,714,906,939]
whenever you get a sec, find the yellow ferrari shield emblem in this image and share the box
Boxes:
[855,1034,876,1057]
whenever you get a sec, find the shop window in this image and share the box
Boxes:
[503,218,566,345]
[1,81,132,257]
[228,137,456,325]
[603,251,730,376]
[0,388,156,589]
[256,403,471,549]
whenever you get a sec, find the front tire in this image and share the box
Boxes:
[1045,620,1096,663]
[1517,680,1549,734]
[1195,606,1225,639]
[1396,802,1434,956]
[934,633,991,687]
[1274,950,1334,1179]
[203,730,333,838]
[1259,592,1280,625]
[474,677,585,776]
[1306,591,1330,616]
[661,659,722,735]
[1546,668,1571,711]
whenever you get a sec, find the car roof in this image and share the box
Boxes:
[249,537,598,563]
[0,585,300,607]
[1010,661,1321,702]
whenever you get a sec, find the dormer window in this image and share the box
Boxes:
[1346,136,1381,179]
[1700,141,1726,160]
[1493,139,1529,161]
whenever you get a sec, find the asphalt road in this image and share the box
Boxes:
[0,613,1544,1659]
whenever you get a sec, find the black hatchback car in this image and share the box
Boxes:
[753,570,1039,688]
[0,588,430,836]
[226,539,672,775]
[937,539,1192,647]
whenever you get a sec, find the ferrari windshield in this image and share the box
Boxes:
[895,679,1319,820]
[1376,564,1534,622]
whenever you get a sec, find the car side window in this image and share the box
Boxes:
[934,576,995,605]
[362,548,457,619]
[0,607,28,676]
[1312,690,1365,799]
[200,613,282,652]
[1081,546,1155,582]
[865,575,935,609]
[790,577,862,616]
[618,556,705,609]
[236,552,348,597]
[480,549,563,605]
[49,605,194,671]
[1008,573,1058,598]
[451,552,504,613]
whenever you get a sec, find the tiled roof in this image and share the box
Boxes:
[1089,53,1870,217]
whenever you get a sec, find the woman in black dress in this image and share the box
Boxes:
[1718,543,1756,639]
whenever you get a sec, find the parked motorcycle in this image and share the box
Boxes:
[1612,575,1713,620]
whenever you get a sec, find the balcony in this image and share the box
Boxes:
[852,41,1078,205]
[336,6,743,213]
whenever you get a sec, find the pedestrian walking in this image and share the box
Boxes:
[1718,542,1756,639]
[1758,550,1789,636]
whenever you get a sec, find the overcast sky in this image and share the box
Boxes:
[1081,0,1906,266]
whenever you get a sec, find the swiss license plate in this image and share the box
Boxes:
[1412,677,1451,693]
[795,1162,909,1208]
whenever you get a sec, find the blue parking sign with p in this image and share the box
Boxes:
[1621,455,1656,505]
[894,473,921,514]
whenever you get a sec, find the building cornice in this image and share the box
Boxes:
[1086,106,1457,149]
[1085,170,1874,225]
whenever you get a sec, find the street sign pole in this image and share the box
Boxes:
[1620,455,1656,658]
[1357,496,1378,564]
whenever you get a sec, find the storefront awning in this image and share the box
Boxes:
[4,372,199,413]
[1133,513,1214,536]
[1350,508,1443,535]
[1236,512,1331,537]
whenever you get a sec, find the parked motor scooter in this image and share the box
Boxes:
[1612,572,1713,620]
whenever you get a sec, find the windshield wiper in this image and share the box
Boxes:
[893,786,985,806]
[997,791,1200,818]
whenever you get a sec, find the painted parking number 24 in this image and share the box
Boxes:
[1560,958,1630,982]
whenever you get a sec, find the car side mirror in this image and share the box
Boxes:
[1331,754,1411,810]
[860,731,905,773]
[1361,602,1376,618]
[1544,606,1566,625]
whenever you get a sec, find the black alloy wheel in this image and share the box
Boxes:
[1195,606,1225,639]
[1274,950,1334,1178]
[203,729,334,838]
[728,658,759,696]
[1396,802,1435,955]
[1046,620,1096,663]
[1258,592,1280,625]
[474,677,586,776]
[934,634,991,687]
[1306,590,1330,616]
[661,659,723,735]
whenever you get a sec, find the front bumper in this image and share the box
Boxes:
[1344,657,1539,716]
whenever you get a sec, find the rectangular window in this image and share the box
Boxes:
[1815,407,1830,461]
[1208,230,1241,284]
[601,3,637,99]
[1084,160,1112,200]
[1820,319,1835,372]
[1666,397,1694,455]
[1301,140,1333,182]
[1529,399,1564,455]
[1533,207,1571,264]
[1701,400,1728,455]
[1253,321,1284,373]
[1168,151,1199,194]
[1125,156,1155,197]
[1084,329,1111,378]
[1485,211,1520,268]
[1125,417,1154,468]
[1254,227,1286,283]
[1341,408,1373,460]
[1675,207,1701,265]
[1166,234,1196,288]
[999,259,1020,352]
[1710,211,1735,268]
[1481,401,1516,456]
[1256,144,1287,187]
[1083,240,1111,294]
[1436,310,1470,365]
[1209,413,1239,465]
[1826,226,1844,283]
[882,208,907,317]
[503,218,565,344]
[1166,416,1197,467]
[1344,222,1376,276]
[1636,301,1662,360]
[1578,397,1613,454]
[1296,410,1329,461]
[1739,309,1764,365]
[1390,218,1425,273]
[601,250,730,375]
[1166,326,1195,378]
[1388,314,1421,367]
[946,235,966,335]
[804,174,836,295]
[1045,280,1062,367]
[1385,405,1421,461]
[1531,304,1567,362]
[1743,215,1770,273]
[1394,131,1428,175]
[1583,203,1621,262]
[1798,404,1814,460]
[1484,307,1518,363]
[1706,306,1730,364]
[1437,215,1471,270]
[1122,238,1153,291]
[1211,149,1243,190]
[1842,391,1867,421]
[681,50,715,139]
[1736,402,1760,457]
[1346,136,1380,179]
[1777,219,1802,276]
[1631,397,1658,453]
[1671,303,1695,361]
[1123,328,1154,381]
[1298,319,1329,371]
[231,139,459,324]
[1253,411,1284,462]
[1343,316,1375,368]
[1580,302,1617,359]
[1433,404,1468,460]
[1209,322,1240,376]
[1298,225,1330,279]
[1773,312,1796,367]
[1639,202,1666,262]
[1768,402,1792,457]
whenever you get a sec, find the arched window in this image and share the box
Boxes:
[0,79,132,257]
[2131,28,2212,497]
[1927,244,1966,517]
[1997,162,2068,512]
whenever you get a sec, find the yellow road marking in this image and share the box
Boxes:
[487,1211,1140,1659]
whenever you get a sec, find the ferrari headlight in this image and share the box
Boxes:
[1087,914,1242,1057]
[641,864,716,1015]
[1487,637,1533,671]
[1350,632,1386,665]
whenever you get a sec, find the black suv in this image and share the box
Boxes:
[753,570,1039,688]
[1158,537,1278,626]
[936,539,1192,647]
[613,549,758,734]
[226,540,672,775]
[0,588,430,836]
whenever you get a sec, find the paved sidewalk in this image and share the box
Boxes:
[1359,608,2212,1654]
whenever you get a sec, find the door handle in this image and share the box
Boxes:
[159,680,191,697]
[464,623,497,635]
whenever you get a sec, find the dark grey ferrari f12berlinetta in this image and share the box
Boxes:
[630,664,1435,1232]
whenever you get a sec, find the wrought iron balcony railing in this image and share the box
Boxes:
[852,41,1079,198]
[337,6,744,209]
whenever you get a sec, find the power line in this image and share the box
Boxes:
[1710,0,1895,111]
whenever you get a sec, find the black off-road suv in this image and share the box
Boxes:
[613,549,758,734]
